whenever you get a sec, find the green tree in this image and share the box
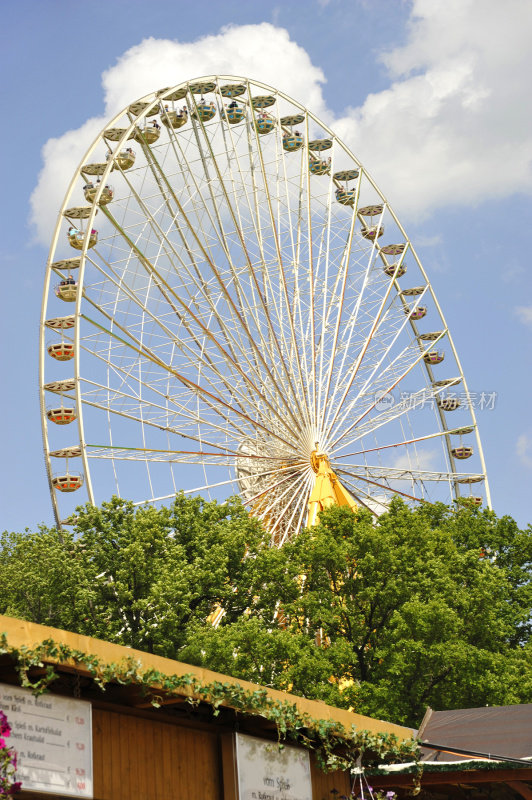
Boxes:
[1,496,530,726]
[0,494,264,656]
[0,525,84,629]
[184,499,532,725]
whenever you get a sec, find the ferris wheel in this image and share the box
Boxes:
[39,75,490,539]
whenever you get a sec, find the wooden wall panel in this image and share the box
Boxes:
[92,707,352,800]
[311,757,352,800]
[92,709,221,800]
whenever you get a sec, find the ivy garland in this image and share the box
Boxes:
[0,634,420,776]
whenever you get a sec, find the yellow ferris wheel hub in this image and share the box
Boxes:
[307,450,358,527]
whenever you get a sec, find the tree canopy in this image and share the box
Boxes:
[1,495,530,726]
[0,495,263,654]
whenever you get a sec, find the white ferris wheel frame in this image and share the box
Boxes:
[39,74,491,531]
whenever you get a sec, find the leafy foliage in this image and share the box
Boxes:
[0,494,263,655]
[183,499,532,725]
[1,495,531,727]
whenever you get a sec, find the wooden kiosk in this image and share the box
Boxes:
[0,616,414,800]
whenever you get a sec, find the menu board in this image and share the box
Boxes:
[0,683,92,797]
[236,733,312,800]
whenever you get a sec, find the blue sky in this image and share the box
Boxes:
[2,0,532,531]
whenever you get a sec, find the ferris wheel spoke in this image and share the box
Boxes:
[328,332,446,451]
[293,472,316,539]
[239,120,304,406]
[179,470,272,498]
[317,196,364,440]
[326,476,380,517]
[253,131,315,427]
[210,463,309,498]
[131,461,307,506]
[292,219,316,419]
[126,136,305,418]
[334,463,482,483]
[284,117,313,420]
[97,208,305,431]
[327,251,400,339]
[243,463,308,507]
[83,412,306,486]
[217,107,282,353]
[80,393,250,446]
[86,443,307,468]
[185,96,268,340]
[80,375,266,450]
[84,255,268,418]
[316,173,364,320]
[336,425,468,459]
[240,107,274,278]
[323,275,424,441]
[216,97,265,250]
[276,123,315,428]
[257,469,313,542]
[96,204,252,376]
[249,95,314,427]
[337,476,396,515]
[161,141,234,277]
[82,371,303,456]
[277,473,315,545]
[78,338,254,428]
[206,124,312,422]
[323,234,410,432]
[111,135,253,361]
[325,340,422,447]
[97,162,247,360]
[187,97,281,327]
[331,382,446,453]
[80,313,301,451]
[246,466,312,536]
[83,379,301,455]
[315,166,337,433]
[80,290,282,432]
[304,114,317,425]
[335,275,427,393]
[336,468,428,504]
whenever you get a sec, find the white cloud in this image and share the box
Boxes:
[515,306,532,328]
[516,434,532,468]
[333,0,532,218]
[100,26,327,116]
[30,2,532,244]
[30,24,327,245]
[30,118,107,247]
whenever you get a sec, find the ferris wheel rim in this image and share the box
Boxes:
[39,74,491,530]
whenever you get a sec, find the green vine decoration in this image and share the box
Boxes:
[0,634,420,775]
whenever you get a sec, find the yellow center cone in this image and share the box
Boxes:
[307,451,358,527]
